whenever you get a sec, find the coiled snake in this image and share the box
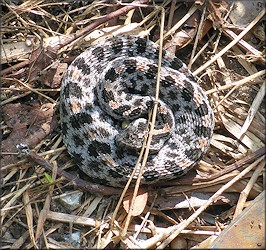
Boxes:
[60,36,214,187]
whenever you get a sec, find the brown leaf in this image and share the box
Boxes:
[2,103,57,165]
[123,187,148,216]
[39,62,68,88]
[28,41,57,83]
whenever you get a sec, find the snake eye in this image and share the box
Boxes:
[122,120,129,129]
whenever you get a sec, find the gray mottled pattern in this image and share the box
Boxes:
[60,35,214,187]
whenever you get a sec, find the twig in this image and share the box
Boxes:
[1,77,57,103]
[205,70,265,95]
[193,8,265,76]
[158,3,199,43]
[121,6,165,236]
[223,28,265,64]
[0,0,150,77]
[140,155,264,249]
[25,151,121,196]
[238,81,265,137]
[50,0,150,52]
[194,147,265,182]
[188,2,207,70]
[233,159,265,219]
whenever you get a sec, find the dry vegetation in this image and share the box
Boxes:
[1,0,265,249]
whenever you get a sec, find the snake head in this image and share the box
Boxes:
[116,118,172,155]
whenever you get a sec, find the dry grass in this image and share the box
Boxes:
[1,0,265,249]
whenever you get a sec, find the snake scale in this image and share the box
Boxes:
[60,35,214,187]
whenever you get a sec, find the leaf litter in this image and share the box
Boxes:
[1,0,265,249]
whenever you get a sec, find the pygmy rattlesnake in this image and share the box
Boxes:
[60,35,214,187]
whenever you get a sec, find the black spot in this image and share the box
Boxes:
[83,78,91,87]
[146,100,154,108]
[145,64,157,79]
[165,151,178,158]
[105,67,118,82]
[108,169,124,178]
[181,88,193,102]
[129,78,136,88]
[95,141,112,154]
[127,87,141,95]
[127,48,134,57]
[115,147,125,158]
[141,84,149,93]
[112,39,123,54]
[135,37,147,53]
[87,143,99,157]
[88,161,102,172]
[194,125,212,137]
[84,102,93,111]
[124,59,137,74]
[79,63,90,75]
[137,74,143,81]
[73,57,91,75]
[63,84,70,99]
[201,101,210,116]
[61,122,68,137]
[102,89,115,103]
[115,104,131,114]
[60,101,68,116]
[167,142,178,150]
[133,99,142,107]
[172,103,180,112]
[185,148,202,161]
[92,46,104,60]
[143,169,160,181]
[72,134,85,147]
[87,141,112,157]
[167,90,177,100]
[184,105,192,112]
[164,161,178,172]
[69,112,93,129]
[172,167,185,176]
[71,151,82,162]
[65,83,83,99]
[183,79,194,93]
[129,107,142,117]
[72,57,85,67]
[195,107,204,117]
[170,57,183,70]
[98,127,111,137]
[161,75,175,87]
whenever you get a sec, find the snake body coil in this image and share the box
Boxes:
[60,36,214,187]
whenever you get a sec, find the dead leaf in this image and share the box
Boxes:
[123,187,148,216]
[2,102,57,165]
[28,40,57,83]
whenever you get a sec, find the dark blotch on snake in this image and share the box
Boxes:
[69,112,93,129]
[105,68,118,82]
[135,37,147,53]
[73,57,91,75]
[92,46,104,61]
